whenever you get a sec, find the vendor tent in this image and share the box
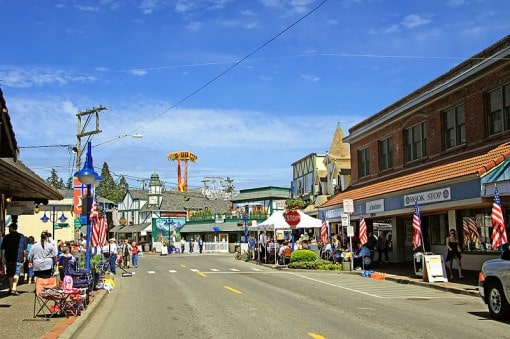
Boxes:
[248,210,322,230]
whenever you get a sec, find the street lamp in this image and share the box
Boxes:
[40,206,68,238]
[74,141,102,270]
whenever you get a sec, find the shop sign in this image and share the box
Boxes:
[366,199,384,213]
[404,187,451,206]
[325,208,343,219]
[6,201,35,215]
[343,199,354,213]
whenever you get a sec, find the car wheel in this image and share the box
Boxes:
[487,281,510,320]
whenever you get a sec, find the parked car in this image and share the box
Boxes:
[478,255,510,320]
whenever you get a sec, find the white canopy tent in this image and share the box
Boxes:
[248,210,323,231]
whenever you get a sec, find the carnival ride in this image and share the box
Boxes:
[167,151,198,192]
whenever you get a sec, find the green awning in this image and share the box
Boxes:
[180,221,245,233]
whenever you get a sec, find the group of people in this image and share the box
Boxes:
[101,238,140,275]
[1,223,59,295]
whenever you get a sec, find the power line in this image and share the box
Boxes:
[128,0,328,135]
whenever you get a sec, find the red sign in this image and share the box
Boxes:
[285,210,300,228]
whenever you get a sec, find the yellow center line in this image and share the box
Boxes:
[224,286,242,294]
[308,333,325,339]
[180,264,186,268]
[197,272,207,277]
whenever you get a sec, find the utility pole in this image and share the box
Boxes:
[76,106,106,170]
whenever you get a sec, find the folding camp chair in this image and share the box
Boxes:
[61,275,87,316]
[34,277,69,319]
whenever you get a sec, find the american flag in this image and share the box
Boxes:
[359,210,367,246]
[462,219,470,243]
[320,215,329,244]
[491,185,507,250]
[467,218,480,243]
[412,200,423,250]
[91,198,108,248]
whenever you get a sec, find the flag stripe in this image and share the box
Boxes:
[320,216,328,244]
[359,210,367,246]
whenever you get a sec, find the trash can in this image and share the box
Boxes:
[144,244,149,252]
[229,243,235,253]
[413,252,424,277]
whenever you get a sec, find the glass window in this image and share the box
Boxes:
[378,137,393,171]
[487,84,510,135]
[443,104,466,149]
[358,147,370,178]
[404,122,427,162]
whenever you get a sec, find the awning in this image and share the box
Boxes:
[180,221,244,233]
[114,223,151,233]
[481,156,510,196]
[0,157,63,203]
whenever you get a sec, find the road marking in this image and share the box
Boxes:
[190,269,199,272]
[180,264,186,268]
[148,271,155,274]
[168,270,177,273]
[308,333,325,339]
[197,272,207,277]
[224,286,242,294]
[210,269,220,272]
[229,268,240,272]
[251,268,262,271]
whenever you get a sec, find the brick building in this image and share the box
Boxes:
[320,34,510,270]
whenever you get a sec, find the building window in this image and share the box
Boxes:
[443,104,465,149]
[358,147,370,178]
[487,83,510,135]
[404,122,427,162]
[378,137,393,171]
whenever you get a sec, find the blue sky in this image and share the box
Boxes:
[1,0,509,193]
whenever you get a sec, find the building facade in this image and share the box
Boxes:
[321,34,510,270]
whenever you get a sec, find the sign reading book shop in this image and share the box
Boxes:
[404,187,451,207]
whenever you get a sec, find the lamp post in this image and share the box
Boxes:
[40,205,68,239]
[74,141,102,270]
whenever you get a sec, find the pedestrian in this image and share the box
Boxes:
[189,239,194,253]
[1,223,27,295]
[102,238,118,275]
[120,239,132,269]
[198,237,203,254]
[180,237,185,254]
[377,231,389,264]
[29,232,57,282]
[446,229,464,279]
[24,235,35,283]
[131,241,139,268]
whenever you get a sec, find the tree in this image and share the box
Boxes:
[46,168,65,189]
[96,162,129,203]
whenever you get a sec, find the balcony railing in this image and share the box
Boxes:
[187,212,269,222]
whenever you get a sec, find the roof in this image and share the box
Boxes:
[321,143,510,208]
[111,223,151,233]
[0,88,18,160]
[0,157,63,203]
[180,221,244,233]
[230,186,289,202]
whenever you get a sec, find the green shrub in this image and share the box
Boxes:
[288,259,342,271]
[290,249,317,263]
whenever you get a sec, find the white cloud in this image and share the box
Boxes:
[401,14,431,28]
[301,74,320,82]
[127,69,148,76]
[0,66,97,88]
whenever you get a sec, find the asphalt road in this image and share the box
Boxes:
[75,254,508,338]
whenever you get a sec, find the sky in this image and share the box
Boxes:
[1,0,509,194]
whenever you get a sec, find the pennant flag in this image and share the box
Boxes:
[359,209,368,246]
[491,185,507,250]
[412,200,423,250]
[320,215,329,244]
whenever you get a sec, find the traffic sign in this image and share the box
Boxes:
[285,210,300,228]
[343,199,354,213]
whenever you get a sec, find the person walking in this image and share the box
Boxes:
[180,237,185,254]
[131,241,139,268]
[120,239,132,269]
[29,232,57,282]
[377,231,389,264]
[198,237,204,254]
[1,223,27,295]
[24,236,35,283]
[446,229,464,279]
[102,238,118,275]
